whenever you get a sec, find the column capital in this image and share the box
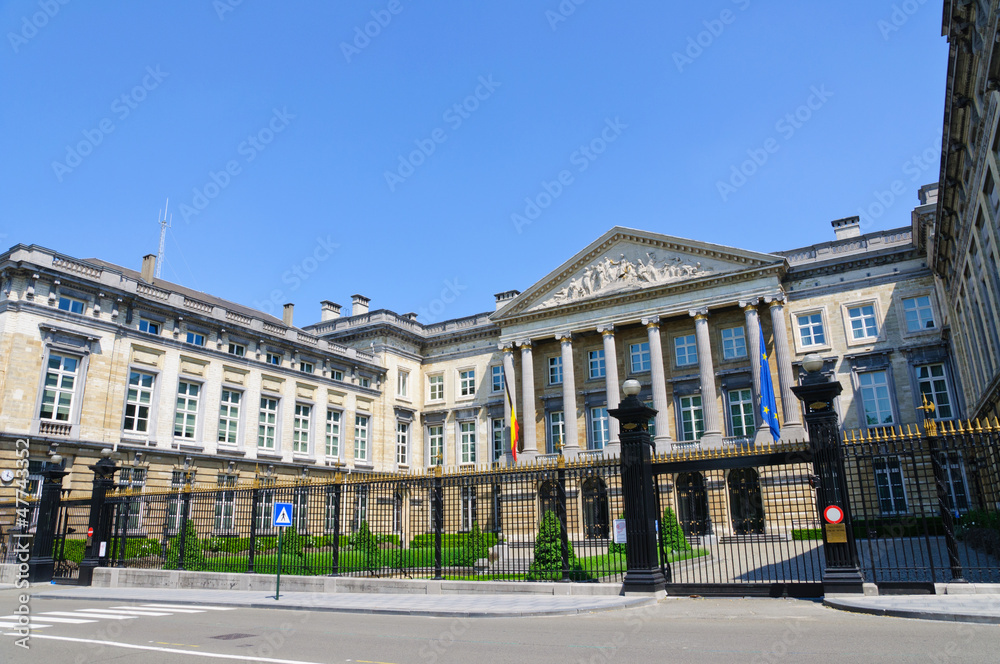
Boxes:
[739,298,760,311]
[688,308,709,320]
[517,340,532,350]
[499,343,516,354]
[597,324,616,336]
[641,315,660,329]
[765,294,787,307]
[555,332,574,344]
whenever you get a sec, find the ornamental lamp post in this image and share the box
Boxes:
[608,379,668,594]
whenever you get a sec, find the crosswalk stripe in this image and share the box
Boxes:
[140,603,236,611]
[41,611,137,620]
[0,621,51,629]
[82,608,173,617]
[0,615,95,624]
[135,605,206,613]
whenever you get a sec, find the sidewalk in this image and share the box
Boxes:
[27,584,656,618]
[824,592,1000,625]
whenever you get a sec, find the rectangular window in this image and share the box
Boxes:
[254,486,275,532]
[589,349,606,379]
[428,374,444,401]
[324,488,339,533]
[354,414,369,460]
[549,411,565,454]
[214,475,237,532]
[916,364,954,419]
[228,342,246,357]
[461,486,477,532]
[174,381,200,439]
[139,318,160,335]
[117,468,146,532]
[57,295,85,314]
[353,485,369,531]
[873,457,907,514]
[679,395,704,441]
[294,489,309,532]
[359,376,371,389]
[185,331,206,347]
[165,471,185,533]
[460,421,477,464]
[942,452,970,513]
[674,334,698,367]
[39,353,79,422]
[331,369,344,381]
[124,371,155,433]
[548,357,563,385]
[721,327,747,360]
[491,365,504,393]
[903,295,936,332]
[847,304,879,340]
[630,342,651,373]
[459,369,476,397]
[590,407,609,450]
[428,425,444,465]
[859,370,894,426]
[397,370,409,397]
[325,410,342,457]
[293,404,311,454]
[258,397,278,449]
[727,388,755,437]
[796,312,826,347]
[300,361,314,374]
[491,418,505,462]
[217,389,241,445]
[266,352,281,366]
[396,421,409,465]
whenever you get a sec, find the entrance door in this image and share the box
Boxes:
[728,468,765,535]
[675,472,709,536]
[582,478,609,538]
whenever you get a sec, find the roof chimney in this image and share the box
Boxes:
[141,254,156,282]
[831,216,862,240]
[282,303,294,327]
[402,312,419,321]
[320,300,341,321]
[494,289,521,311]
[351,294,370,317]
[917,182,939,206]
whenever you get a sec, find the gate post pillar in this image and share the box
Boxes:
[78,449,118,587]
[609,379,667,594]
[27,455,68,583]
[791,355,864,595]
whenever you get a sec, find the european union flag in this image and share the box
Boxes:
[759,327,781,442]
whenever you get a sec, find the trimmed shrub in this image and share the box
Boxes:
[528,510,586,581]
[346,521,380,571]
[165,520,208,571]
[661,506,691,552]
[456,522,491,566]
[56,539,87,564]
[791,528,824,541]
[409,532,499,550]
[280,527,306,558]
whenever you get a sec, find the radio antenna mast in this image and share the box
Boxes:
[156,199,171,279]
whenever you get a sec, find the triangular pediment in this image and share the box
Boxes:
[493,227,785,320]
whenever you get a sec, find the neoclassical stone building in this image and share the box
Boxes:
[0,185,961,504]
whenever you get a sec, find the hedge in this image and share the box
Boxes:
[409,532,499,549]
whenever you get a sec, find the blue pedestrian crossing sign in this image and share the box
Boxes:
[272,502,293,527]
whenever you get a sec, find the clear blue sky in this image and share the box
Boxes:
[1,1,949,325]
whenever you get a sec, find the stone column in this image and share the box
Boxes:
[519,341,538,459]
[741,299,774,446]
[690,309,723,447]
[557,333,581,458]
[501,344,518,460]
[598,325,621,455]
[767,296,807,441]
[641,315,672,448]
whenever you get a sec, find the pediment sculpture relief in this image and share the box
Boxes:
[537,252,714,309]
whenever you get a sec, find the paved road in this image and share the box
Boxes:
[1,588,997,663]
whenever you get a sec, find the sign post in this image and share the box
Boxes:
[272,502,293,600]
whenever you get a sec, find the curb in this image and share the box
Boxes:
[823,597,1000,625]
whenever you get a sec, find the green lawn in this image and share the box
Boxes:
[576,548,710,576]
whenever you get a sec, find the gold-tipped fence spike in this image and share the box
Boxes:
[974,418,983,433]
[993,416,1000,431]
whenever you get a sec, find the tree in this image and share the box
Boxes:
[528,510,584,580]
[347,521,380,572]
[459,521,491,566]
[165,520,208,571]
[662,506,691,552]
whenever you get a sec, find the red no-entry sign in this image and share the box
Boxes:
[824,505,844,524]
[87,527,94,537]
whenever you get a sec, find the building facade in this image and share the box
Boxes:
[0,186,961,508]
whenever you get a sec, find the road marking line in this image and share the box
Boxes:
[136,605,206,613]
[41,611,137,620]
[27,634,325,663]
[140,604,236,611]
[1,615,95,624]
[84,608,173,616]
[0,621,50,629]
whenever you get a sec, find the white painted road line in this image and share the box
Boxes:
[133,605,206,613]
[41,611,137,620]
[27,633,326,663]
[0,614,96,624]
[84,608,173,616]
[140,603,236,611]
[0,621,51,629]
